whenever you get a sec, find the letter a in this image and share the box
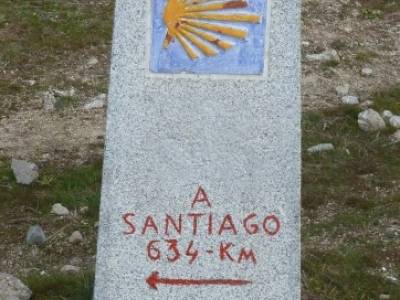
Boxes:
[191,186,211,209]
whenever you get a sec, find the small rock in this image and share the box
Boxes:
[53,87,76,97]
[306,49,340,62]
[68,231,83,244]
[26,225,46,246]
[390,130,400,143]
[84,94,107,110]
[341,95,359,105]
[343,26,352,33]
[379,295,390,300]
[307,143,335,153]
[11,159,39,185]
[358,109,386,132]
[382,110,394,122]
[361,67,373,76]
[23,80,36,87]
[335,84,350,97]
[50,203,69,216]
[40,91,56,111]
[385,275,399,284]
[87,57,99,67]
[389,116,400,129]
[60,265,81,273]
[0,273,32,300]
[69,257,83,266]
[79,206,89,214]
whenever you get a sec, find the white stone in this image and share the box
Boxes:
[79,206,89,214]
[23,80,36,86]
[68,231,83,244]
[389,116,400,128]
[390,130,400,143]
[26,225,46,246]
[87,57,99,66]
[361,67,373,76]
[53,87,76,97]
[341,95,359,105]
[0,273,32,300]
[11,159,39,185]
[358,109,386,132]
[306,49,340,62]
[40,91,56,111]
[50,203,69,216]
[84,94,107,110]
[60,265,81,273]
[335,84,350,97]
[307,143,334,153]
[380,294,390,300]
[382,110,393,122]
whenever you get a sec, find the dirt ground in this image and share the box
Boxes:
[0,0,399,164]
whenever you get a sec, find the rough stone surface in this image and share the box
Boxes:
[341,95,359,105]
[335,84,349,97]
[389,116,400,129]
[94,1,301,299]
[0,273,32,300]
[50,203,69,216]
[84,94,107,110]
[68,231,83,244]
[358,109,386,132]
[307,143,334,153]
[26,225,46,246]
[306,49,340,62]
[60,265,81,273]
[11,159,39,185]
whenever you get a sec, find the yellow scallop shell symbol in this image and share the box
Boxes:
[162,0,261,60]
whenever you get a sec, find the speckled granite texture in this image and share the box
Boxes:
[94,0,301,299]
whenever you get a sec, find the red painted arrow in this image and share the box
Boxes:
[146,271,252,290]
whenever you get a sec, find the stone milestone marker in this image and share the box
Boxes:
[94,0,301,299]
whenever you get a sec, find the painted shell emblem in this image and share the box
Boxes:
[162,0,261,60]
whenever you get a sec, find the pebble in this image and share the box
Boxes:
[0,273,32,300]
[50,203,70,216]
[40,91,56,111]
[390,130,400,143]
[306,49,340,62]
[68,231,84,244]
[60,265,81,273]
[389,116,400,129]
[307,143,334,153]
[382,110,394,122]
[79,206,89,214]
[26,225,46,246]
[380,295,390,300]
[335,84,350,97]
[84,94,107,110]
[53,87,76,98]
[358,109,386,132]
[87,57,99,67]
[11,159,39,185]
[361,67,373,76]
[341,95,359,105]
